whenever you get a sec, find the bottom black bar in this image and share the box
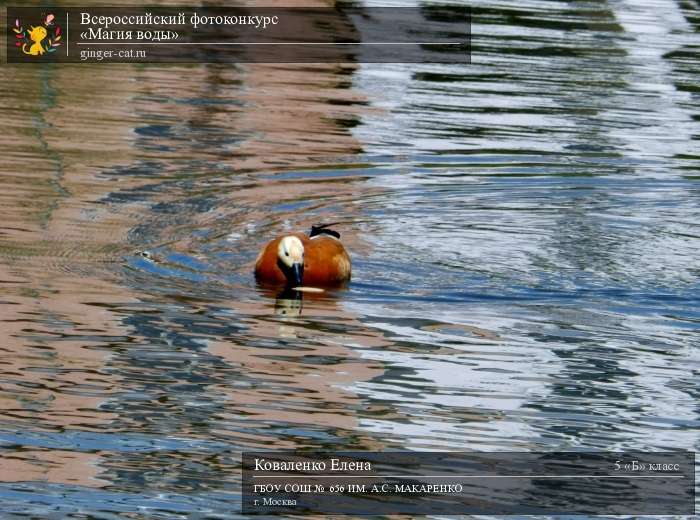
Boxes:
[242,451,695,515]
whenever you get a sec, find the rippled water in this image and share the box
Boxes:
[1,0,699,517]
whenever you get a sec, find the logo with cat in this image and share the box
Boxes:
[13,14,62,57]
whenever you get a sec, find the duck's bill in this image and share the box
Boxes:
[292,286,325,293]
[292,262,303,286]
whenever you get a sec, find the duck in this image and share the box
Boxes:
[254,224,351,288]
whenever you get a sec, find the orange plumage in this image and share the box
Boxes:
[254,229,351,287]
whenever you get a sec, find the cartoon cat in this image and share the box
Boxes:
[22,25,48,56]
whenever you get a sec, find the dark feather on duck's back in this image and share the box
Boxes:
[310,223,340,239]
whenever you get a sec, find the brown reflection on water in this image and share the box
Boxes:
[0,60,142,261]
[0,271,125,429]
[2,46,368,262]
[236,63,366,169]
[0,262,131,487]
[0,450,108,487]
[0,0,383,494]
[207,295,390,440]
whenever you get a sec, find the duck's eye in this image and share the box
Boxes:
[285,252,290,257]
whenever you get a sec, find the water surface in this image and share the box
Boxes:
[0,0,699,516]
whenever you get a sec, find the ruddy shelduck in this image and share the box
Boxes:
[254,224,351,288]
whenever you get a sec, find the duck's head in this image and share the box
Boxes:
[277,236,304,286]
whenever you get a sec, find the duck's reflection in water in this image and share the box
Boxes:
[272,289,305,338]
[269,286,337,318]
[274,291,304,339]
